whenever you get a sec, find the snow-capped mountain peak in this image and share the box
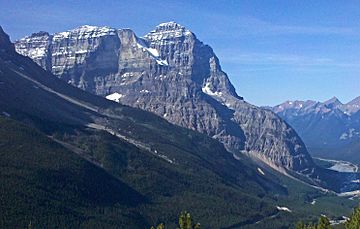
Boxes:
[144,21,193,41]
[53,25,117,40]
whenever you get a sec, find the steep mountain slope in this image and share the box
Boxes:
[0,116,147,228]
[16,22,315,173]
[270,97,360,162]
[0,25,296,228]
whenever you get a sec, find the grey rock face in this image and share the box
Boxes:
[16,25,120,90]
[15,31,52,71]
[15,22,314,172]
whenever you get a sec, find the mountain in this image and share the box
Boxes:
[0,25,301,228]
[344,96,360,114]
[15,22,316,174]
[3,24,360,227]
[270,97,360,163]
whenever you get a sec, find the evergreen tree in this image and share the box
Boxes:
[178,211,200,229]
[346,205,360,229]
[156,223,165,229]
[317,215,331,229]
[151,211,200,229]
[295,221,305,229]
[28,221,33,229]
[185,212,192,229]
[295,216,331,229]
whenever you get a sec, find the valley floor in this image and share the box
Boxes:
[314,157,358,173]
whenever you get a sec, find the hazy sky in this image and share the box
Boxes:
[1,0,359,106]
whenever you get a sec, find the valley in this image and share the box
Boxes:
[314,157,358,173]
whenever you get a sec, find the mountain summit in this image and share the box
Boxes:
[324,96,343,109]
[145,21,193,40]
[344,96,360,114]
[16,22,314,173]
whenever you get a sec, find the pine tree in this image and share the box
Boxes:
[178,212,185,229]
[151,211,200,229]
[156,223,165,229]
[194,223,201,229]
[346,205,360,229]
[28,221,33,229]
[185,212,192,229]
[178,211,200,229]
[295,221,305,229]
[178,212,190,229]
[317,215,331,229]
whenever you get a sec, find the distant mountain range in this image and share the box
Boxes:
[269,97,360,163]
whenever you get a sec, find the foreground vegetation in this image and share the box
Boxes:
[296,205,360,229]
[151,212,200,229]
[296,216,331,229]
[151,206,360,229]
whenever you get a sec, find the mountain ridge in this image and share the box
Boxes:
[270,96,360,163]
[15,22,316,174]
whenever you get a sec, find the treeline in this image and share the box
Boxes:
[152,206,360,229]
[25,205,360,228]
[296,204,360,229]
[295,216,330,229]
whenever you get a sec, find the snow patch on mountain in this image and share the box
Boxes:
[340,128,359,140]
[202,82,223,97]
[257,167,265,175]
[106,92,124,102]
[156,59,169,66]
[144,21,192,41]
[276,206,292,212]
[140,89,150,93]
[1,111,10,117]
[53,25,116,41]
[136,39,168,66]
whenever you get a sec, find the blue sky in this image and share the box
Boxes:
[1,0,359,106]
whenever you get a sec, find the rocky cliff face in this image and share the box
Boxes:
[15,22,314,172]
